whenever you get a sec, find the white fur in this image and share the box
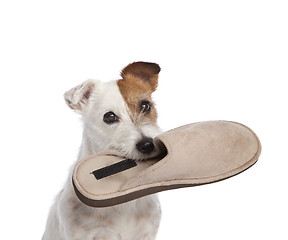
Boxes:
[42,80,162,240]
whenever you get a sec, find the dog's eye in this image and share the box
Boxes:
[103,112,119,124]
[140,101,152,114]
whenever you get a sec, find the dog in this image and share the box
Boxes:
[42,62,162,240]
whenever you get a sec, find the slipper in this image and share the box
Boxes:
[72,121,261,207]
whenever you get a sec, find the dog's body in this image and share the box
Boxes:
[42,62,162,240]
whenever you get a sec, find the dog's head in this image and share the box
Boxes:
[64,62,162,160]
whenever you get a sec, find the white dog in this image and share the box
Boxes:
[42,62,162,240]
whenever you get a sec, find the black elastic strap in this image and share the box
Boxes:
[91,159,137,180]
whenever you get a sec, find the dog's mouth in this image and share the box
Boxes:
[91,140,167,180]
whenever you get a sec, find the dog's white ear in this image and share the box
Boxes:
[64,80,96,113]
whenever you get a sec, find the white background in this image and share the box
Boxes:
[0,0,287,239]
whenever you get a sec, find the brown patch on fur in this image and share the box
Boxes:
[117,62,161,123]
[121,62,160,91]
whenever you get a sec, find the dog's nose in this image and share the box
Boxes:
[136,137,155,154]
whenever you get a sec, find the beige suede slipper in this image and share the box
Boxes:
[72,121,261,207]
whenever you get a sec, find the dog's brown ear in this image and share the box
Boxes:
[64,80,96,113]
[120,62,161,92]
